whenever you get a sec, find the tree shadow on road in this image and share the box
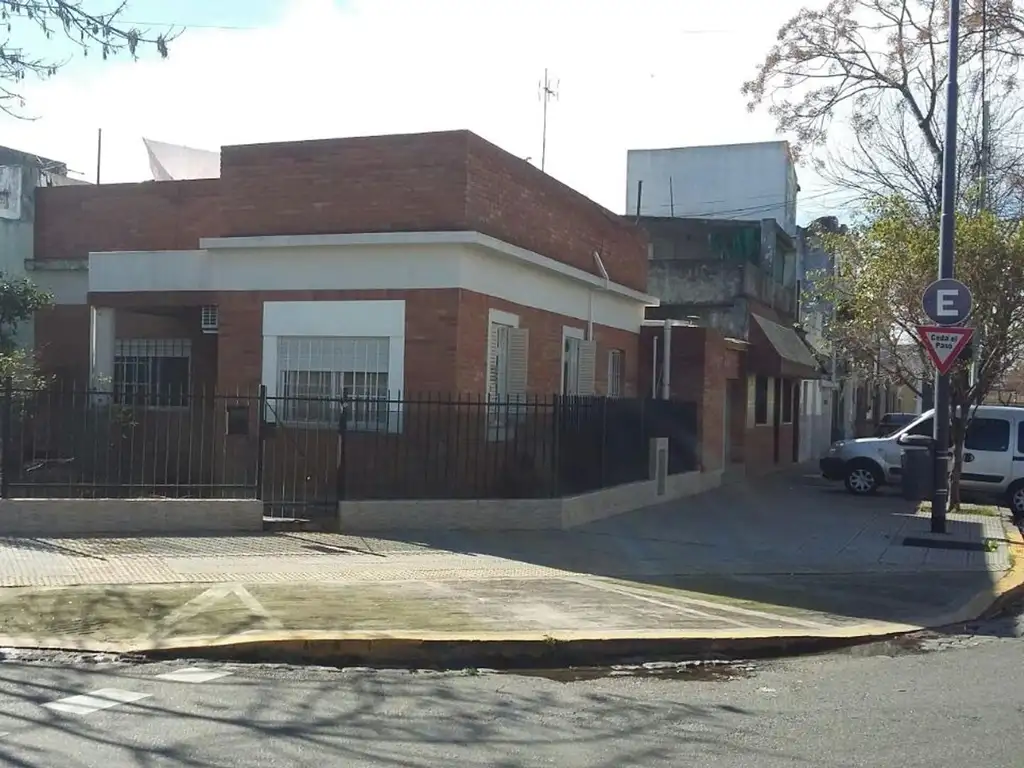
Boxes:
[0,659,809,768]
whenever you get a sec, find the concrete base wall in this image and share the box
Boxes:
[0,499,264,536]
[338,469,724,532]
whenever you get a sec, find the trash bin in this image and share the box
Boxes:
[900,434,934,501]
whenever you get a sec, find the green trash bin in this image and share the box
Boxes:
[900,434,934,501]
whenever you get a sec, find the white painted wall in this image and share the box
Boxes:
[31,268,88,305]
[625,142,797,235]
[261,300,406,406]
[87,234,650,333]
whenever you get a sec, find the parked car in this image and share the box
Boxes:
[873,412,918,437]
[820,405,1024,516]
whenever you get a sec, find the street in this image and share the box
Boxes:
[0,597,1019,768]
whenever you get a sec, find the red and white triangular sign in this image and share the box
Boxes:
[917,325,974,375]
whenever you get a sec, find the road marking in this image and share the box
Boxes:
[569,578,753,627]
[586,578,833,629]
[155,667,232,684]
[43,688,150,716]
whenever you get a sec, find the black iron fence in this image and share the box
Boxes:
[0,382,699,511]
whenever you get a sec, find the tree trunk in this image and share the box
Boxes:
[950,413,965,512]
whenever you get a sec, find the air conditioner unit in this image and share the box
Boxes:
[200,305,219,334]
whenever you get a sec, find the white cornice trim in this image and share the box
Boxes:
[198,230,657,305]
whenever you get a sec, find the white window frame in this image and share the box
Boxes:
[486,309,520,401]
[781,379,794,425]
[261,300,405,432]
[607,348,624,397]
[113,338,191,410]
[275,336,391,430]
[561,326,586,395]
[753,375,770,426]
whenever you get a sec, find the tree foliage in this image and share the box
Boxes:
[811,197,1024,506]
[0,0,175,115]
[743,0,1024,215]
[0,274,51,387]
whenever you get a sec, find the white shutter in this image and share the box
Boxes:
[577,340,597,396]
[507,328,529,396]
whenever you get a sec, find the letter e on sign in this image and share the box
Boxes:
[922,279,973,325]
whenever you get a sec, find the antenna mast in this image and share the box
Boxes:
[538,68,559,172]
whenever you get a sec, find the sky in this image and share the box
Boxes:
[0,0,853,221]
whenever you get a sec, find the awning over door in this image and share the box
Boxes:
[748,313,824,380]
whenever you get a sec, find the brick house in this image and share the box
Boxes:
[20,130,668,506]
[30,130,654,403]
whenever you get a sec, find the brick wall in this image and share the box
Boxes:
[455,289,639,397]
[463,133,648,292]
[217,132,471,239]
[35,179,221,261]
[35,131,648,295]
[637,325,741,472]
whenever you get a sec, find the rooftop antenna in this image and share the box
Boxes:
[538,68,559,173]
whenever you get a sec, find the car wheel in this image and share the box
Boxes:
[844,461,882,495]
[1006,481,1024,521]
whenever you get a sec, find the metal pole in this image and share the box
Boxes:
[931,0,961,534]
[661,319,672,400]
[541,68,548,172]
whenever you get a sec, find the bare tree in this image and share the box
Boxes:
[744,0,1024,214]
[0,0,176,115]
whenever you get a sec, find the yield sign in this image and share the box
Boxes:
[917,325,974,375]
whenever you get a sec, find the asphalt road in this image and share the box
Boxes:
[0,598,1021,768]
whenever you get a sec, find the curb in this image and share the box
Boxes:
[139,628,918,669]
[976,519,1024,620]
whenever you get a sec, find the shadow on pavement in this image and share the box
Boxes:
[0,661,780,767]
[364,470,1006,633]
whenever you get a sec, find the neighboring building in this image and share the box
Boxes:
[795,216,841,457]
[634,215,822,474]
[0,146,85,348]
[625,141,799,235]
[30,130,654,406]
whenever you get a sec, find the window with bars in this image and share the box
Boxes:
[607,349,624,397]
[113,339,191,407]
[276,336,390,428]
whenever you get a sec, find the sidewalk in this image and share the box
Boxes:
[0,475,1020,662]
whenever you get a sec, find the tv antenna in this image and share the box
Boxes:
[538,68,559,173]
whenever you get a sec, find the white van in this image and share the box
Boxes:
[819,405,1024,515]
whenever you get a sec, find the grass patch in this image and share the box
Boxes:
[916,501,1003,517]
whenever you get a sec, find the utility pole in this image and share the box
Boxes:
[538,68,559,173]
[95,128,103,185]
[980,0,990,212]
[931,0,962,534]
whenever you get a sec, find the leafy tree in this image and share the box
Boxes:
[743,0,1024,215]
[812,197,1024,507]
[0,0,175,114]
[0,274,51,387]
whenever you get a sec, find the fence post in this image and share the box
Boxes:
[600,396,608,488]
[255,385,267,500]
[551,395,561,497]
[1,377,12,499]
[336,398,348,501]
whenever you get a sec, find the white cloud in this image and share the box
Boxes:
[0,0,841,216]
